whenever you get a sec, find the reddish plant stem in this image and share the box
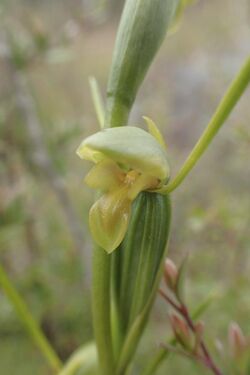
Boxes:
[158,289,181,311]
[179,305,223,375]
[159,289,223,375]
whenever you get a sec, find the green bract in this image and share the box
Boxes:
[76,120,170,253]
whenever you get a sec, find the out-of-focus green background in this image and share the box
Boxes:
[0,0,249,374]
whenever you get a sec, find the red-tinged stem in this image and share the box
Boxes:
[179,305,223,375]
[160,290,223,375]
[158,289,181,312]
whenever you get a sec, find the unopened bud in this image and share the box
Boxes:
[228,322,247,358]
[171,313,191,349]
[164,258,178,290]
[106,0,179,126]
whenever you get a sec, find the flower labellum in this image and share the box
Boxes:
[76,118,170,253]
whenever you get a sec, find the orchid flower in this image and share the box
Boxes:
[76,117,170,253]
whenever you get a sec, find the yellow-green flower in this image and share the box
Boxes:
[76,117,170,253]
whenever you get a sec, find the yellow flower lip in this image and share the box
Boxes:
[76,125,170,183]
[76,120,170,253]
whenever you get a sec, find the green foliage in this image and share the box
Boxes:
[0,0,250,374]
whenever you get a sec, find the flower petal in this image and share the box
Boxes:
[76,144,105,163]
[89,186,132,253]
[85,159,125,192]
[143,116,167,150]
[127,174,158,200]
[77,126,170,181]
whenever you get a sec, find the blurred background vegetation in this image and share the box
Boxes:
[0,0,249,374]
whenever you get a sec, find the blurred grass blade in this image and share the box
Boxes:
[46,48,74,64]
[0,263,62,372]
[191,291,218,320]
[176,255,189,302]
[89,76,105,129]
[59,342,97,375]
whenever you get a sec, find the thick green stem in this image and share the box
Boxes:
[91,105,129,373]
[105,98,130,128]
[91,101,129,374]
[0,263,62,372]
[164,56,250,193]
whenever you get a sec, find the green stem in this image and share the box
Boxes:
[91,82,130,375]
[0,263,62,372]
[164,56,250,193]
[91,83,131,375]
[105,98,130,128]
[92,246,115,375]
[91,115,129,374]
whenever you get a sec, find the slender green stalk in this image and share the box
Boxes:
[92,246,115,374]
[164,56,250,193]
[90,103,129,373]
[91,101,130,374]
[0,263,62,372]
[89,76,105,129]
[58,342,97,375]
